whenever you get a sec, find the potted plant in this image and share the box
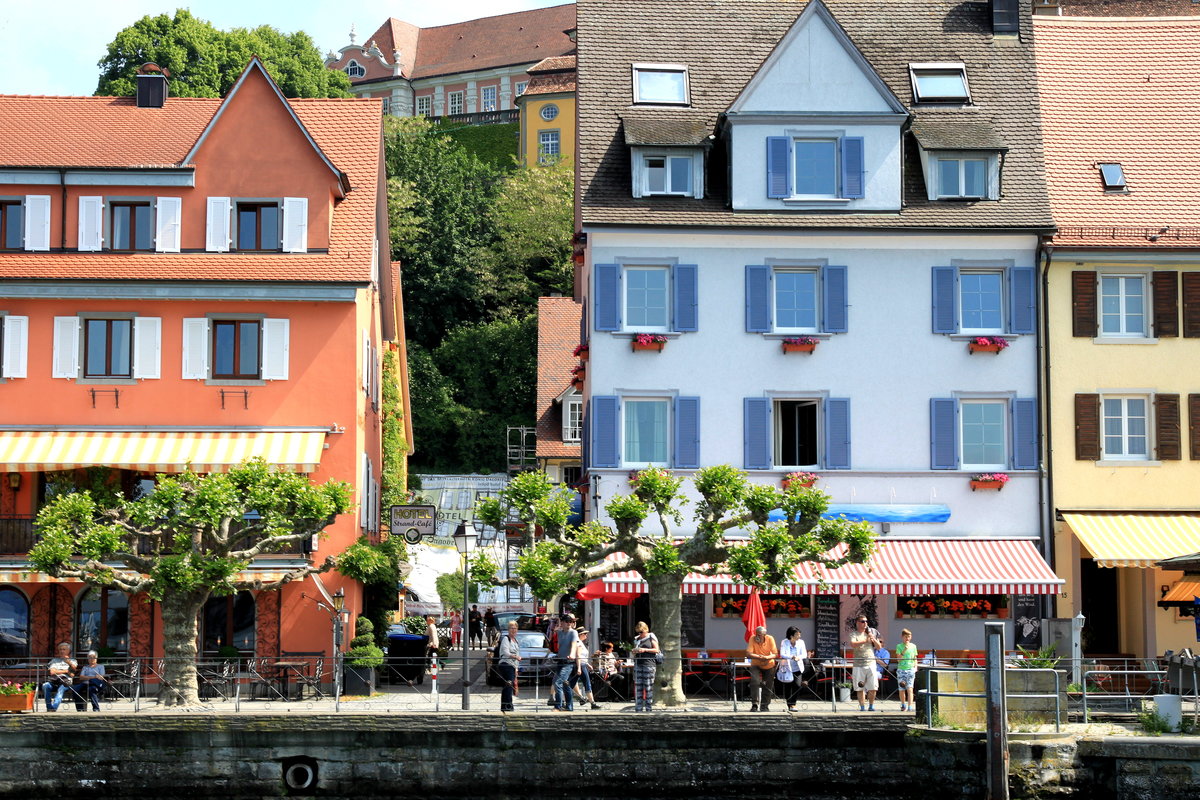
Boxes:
[950,600,965,619]
[631,333,668,352]
[906,598,919,619]
[979,599,992,619]
[571,363,586,386]
[996,596,1010,619]
[798,605,811,619]
[967,336,1010,354]
[965,600,980,618]
[781,471,819,490]
[343,616,385,696]
[0,679,35,713]
[935,598,949,619]
[713,600,725,618]
[836,681,852,703]
[573,342,589,361]
[970,472,1009,491]
[781,336,819,354]
[896,608,906,619]
[920,600,936,618]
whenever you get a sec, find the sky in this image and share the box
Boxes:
[0,0,570,96]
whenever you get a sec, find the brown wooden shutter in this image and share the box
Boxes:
[1072,271,1097,337]
[1075,393,1101,460]
[1190,394,1200,460]
[1183,273,1200,338]
[1154,394,1181,460]
[1152,271,1179,337]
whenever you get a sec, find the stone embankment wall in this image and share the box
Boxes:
[0,715,1196,799]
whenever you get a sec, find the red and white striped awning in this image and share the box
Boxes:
[598,539,1062,596]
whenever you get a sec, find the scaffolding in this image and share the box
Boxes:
[506,426,538,475]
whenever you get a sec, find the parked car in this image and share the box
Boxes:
[493,612,541,633]
[484,630,554,686]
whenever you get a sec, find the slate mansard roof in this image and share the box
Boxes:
[576,0,1053,231]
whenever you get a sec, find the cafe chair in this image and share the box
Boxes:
[296,659,326,700]
[242,658,287,701]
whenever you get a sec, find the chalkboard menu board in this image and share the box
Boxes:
[598,602,623,645]
[1012,594,1040,647]
[814,595,840,661]
[681,595,705,648]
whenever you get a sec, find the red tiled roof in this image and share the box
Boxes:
[1034,16,1200,247]
[1058,0,1200,16]
[410,4,576,80]
[362,18,422,79]
[0,91,382,282]
[536,296,581,458]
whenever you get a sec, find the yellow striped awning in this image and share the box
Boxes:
[0,429,326,473]
[1061,512,1200,568]
[1162,580,1200,604]
[0,566,300,585]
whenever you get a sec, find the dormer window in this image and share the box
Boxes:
[631,149,703,198]
[938,157,988,199]
[632,64,689,105]
[1097,162,1127,192]
[345,60,365,79]
[766,135,865,201]
[910,63,970,104]
[911,122,1005,202]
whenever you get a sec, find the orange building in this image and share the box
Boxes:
[0,60,410,666]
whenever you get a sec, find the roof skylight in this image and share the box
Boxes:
[1097,162,1127,192]
[910,63,970,103]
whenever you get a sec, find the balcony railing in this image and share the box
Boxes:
[431,109,519,126]
[0,516,309,558]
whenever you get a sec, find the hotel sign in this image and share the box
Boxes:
[389,505,437,544]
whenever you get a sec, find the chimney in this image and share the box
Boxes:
[1032,0,1062,16]
[136,62,169,108]
[990,0,1020,35]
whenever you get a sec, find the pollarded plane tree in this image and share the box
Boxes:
[29,459,351,706]
[475,465,876,707]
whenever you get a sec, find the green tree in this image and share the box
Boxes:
[435,570,478,612]
[384,116,499,348]
[380,349,410,508]
[29,460,351,706]
[477,467,877,707]
[96,9,351,98]
[482,158,575,307]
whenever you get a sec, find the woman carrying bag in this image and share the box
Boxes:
[776,626,808,713]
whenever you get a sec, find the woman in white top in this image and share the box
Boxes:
[569,629,600,710]
[776,626,809,713]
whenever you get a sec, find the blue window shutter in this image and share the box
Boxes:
[766,137,791,199]
[840,137,865,199]
[594,263,621,331]
[673,264,699,332]
[745,265,771,333]
[1008,266,1037,335]
[822,265,849,333]
[1011,397,1038,470]
[674,396,701,469]
[931,266,958,334]
[592,395,620,468]
[930,398,959,470]
[824,398,851,470]
[743,397,772,470]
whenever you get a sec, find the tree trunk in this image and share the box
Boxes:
[158,591,208,706]
[647,574,685,707]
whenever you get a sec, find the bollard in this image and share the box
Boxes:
[984,622,1009,800]
[430,658,439,712]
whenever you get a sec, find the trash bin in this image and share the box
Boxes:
[1154,694,1183,732]
[387,632,429,684]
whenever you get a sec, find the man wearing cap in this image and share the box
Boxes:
[552,614,580,711]
[850,616,882,711]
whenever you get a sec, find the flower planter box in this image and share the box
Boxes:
[780,479,814,490]
[969,480,1005,491]
[631,341,665,352]
[781,342,817,354]
[575,347,589,361]
[968,342,1005,354]
[0,692,35,713]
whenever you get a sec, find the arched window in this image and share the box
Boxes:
[345,60,365,79]
[0,588,30,660]
[201,592,256,654]
[75,587,129,655]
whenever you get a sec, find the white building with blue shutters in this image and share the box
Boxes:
[574,0,1061,645]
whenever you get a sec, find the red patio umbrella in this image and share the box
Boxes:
[742,588,766,642]
[575,578,640,606]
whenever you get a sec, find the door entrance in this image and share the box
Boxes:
[1080,558,1120,654]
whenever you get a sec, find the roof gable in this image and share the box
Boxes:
[729,0,904,116]
[185,58,347,195]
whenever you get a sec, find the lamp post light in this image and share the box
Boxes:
[453,519,478,711]
[332,588,346,710]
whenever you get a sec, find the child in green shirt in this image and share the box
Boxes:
[894,629,917,712]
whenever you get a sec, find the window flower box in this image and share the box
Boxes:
[631,333,667,352]
[0,691,35,713]
[969,472,1009,491]
[967,336,1010,354]
[571,363,586,386]
[781,471,818,491]
[573,343,589,361]
[781,336,819,354]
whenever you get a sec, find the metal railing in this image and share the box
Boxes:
[918,667,1063,733]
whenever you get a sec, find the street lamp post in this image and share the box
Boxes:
[453,519,478,711]
[332,588,346,711]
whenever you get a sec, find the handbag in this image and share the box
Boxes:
[776,659,794,683]
[654,651,664,665]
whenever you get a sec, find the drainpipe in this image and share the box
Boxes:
[59,169,67,250]
[1038,238,1056,622]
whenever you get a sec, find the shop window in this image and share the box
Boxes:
[0,588,29,659]
[76,587,130,655]
[202,592,256,654]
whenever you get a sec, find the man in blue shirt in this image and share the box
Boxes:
[552,613,579,711]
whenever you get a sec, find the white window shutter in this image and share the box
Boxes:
[77,196,103,251]
[205,197,231,252]
[23,195,51,251]
[155,197,182,253]
[281,197,308,253]
[361,330,371,391]
[1,316,29,378]
[360,453,370,528]
[371,348,379,405]
[52,316,80,378]
[260,318,290,380]
[132,316,162,379]
[181,318,209,380]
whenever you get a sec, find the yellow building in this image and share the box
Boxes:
[517,55,576,166]
[1037,14,1200,658]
